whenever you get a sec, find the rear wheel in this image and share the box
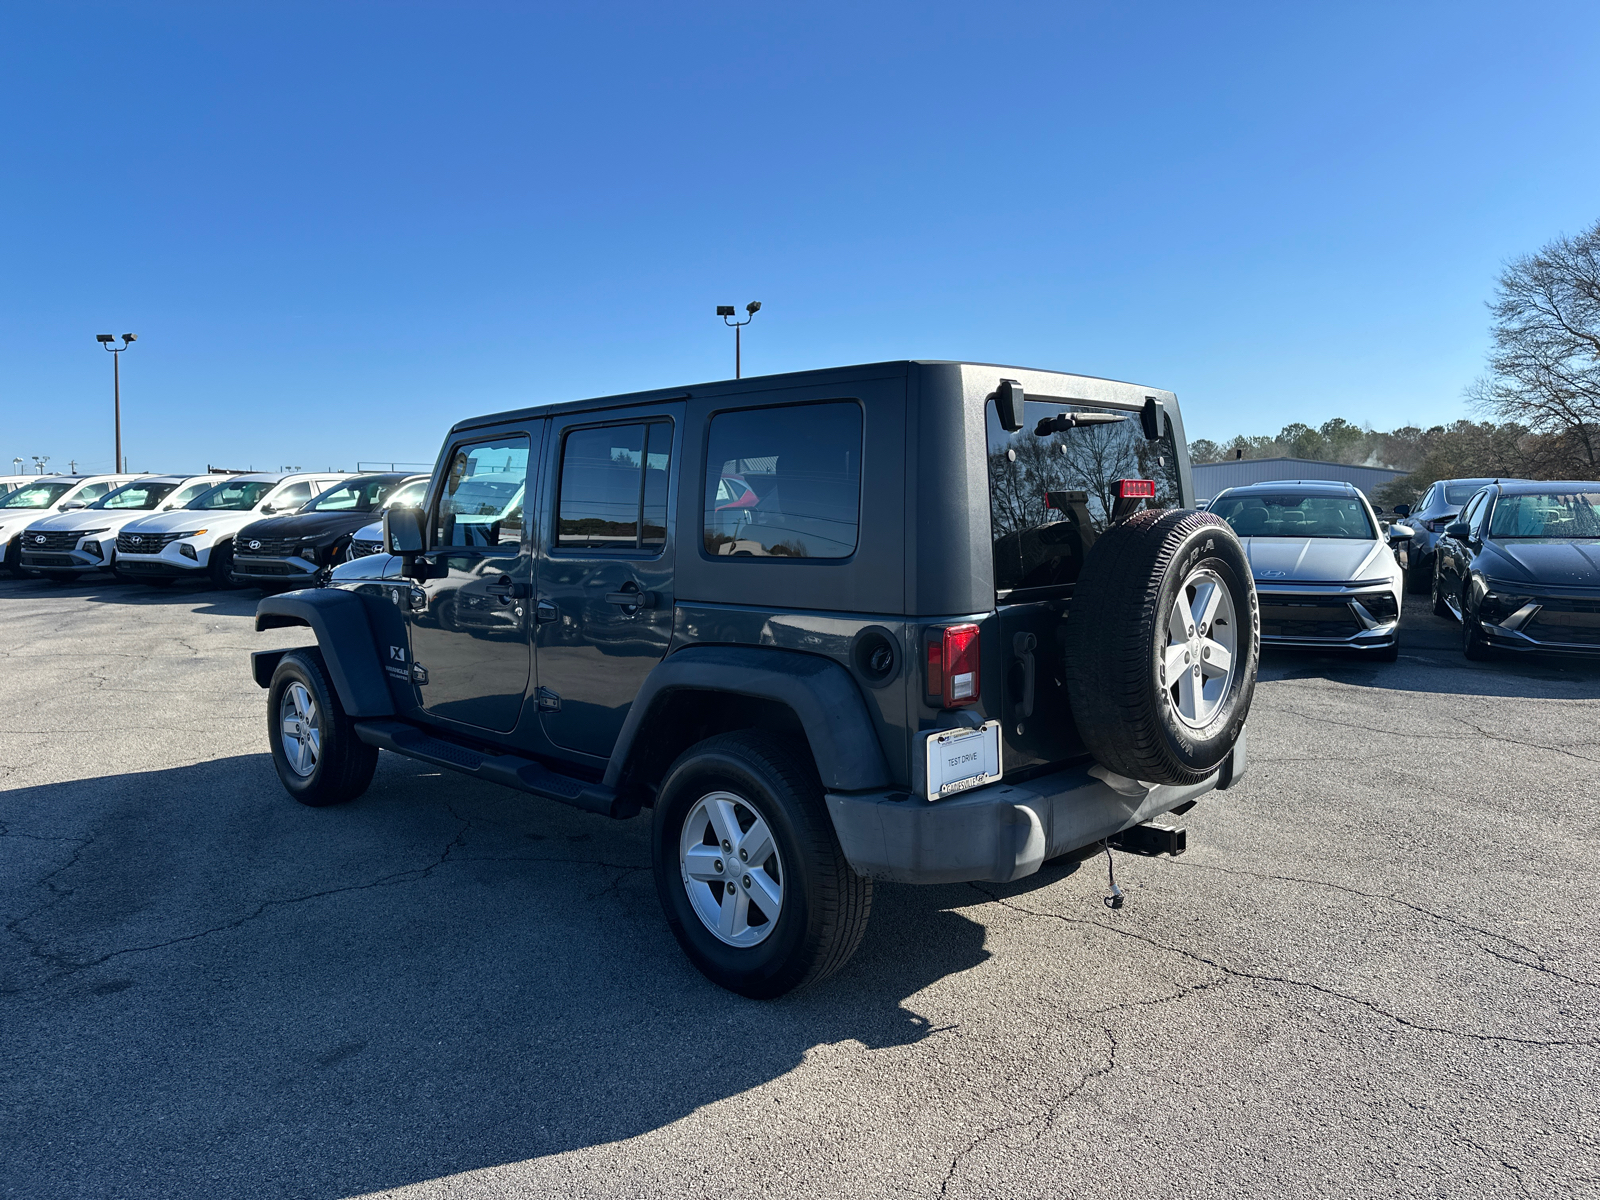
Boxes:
[1063,509,1259,786]
[652,732,871,998]
[267,649,378,806]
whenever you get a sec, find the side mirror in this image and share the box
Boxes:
[383,505,426,555]
[1393,503,1411,518]
[60,500,87,510]
[1389,524,1415,541]
[1445,521,1470,539]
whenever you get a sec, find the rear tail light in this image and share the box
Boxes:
[926,623,981,708]
[1116,478,1157,500]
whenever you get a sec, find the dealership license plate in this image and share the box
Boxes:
[925,721,1002,801]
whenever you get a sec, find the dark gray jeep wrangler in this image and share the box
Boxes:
[250,361,1259,997]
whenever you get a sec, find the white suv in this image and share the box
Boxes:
[115,472,347,588]
[1,475,145,576]
[19,475,227,582]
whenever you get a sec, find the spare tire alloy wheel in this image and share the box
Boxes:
[1064,509,1260,787]
[1162,568,1238,730]
[680,791,784,947]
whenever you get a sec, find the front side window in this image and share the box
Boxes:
[267,482,314,513]
[437,436,529,549]
[556,422,672,550]
[165,480,219,508]
[1461,491,1489,536]
[190,480,275,511]
[73,481,116,504]
[702,402,861,559]
[1488,491,1600,539]
[988,400,1181,597]
[305,477,403,513]
[0,482,75,509]
[1213,493,1375,540]
[95,482,178,510]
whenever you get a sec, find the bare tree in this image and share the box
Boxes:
[1478,219,1600,472]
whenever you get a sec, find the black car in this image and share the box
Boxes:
[1432,480,1600,659]
[1393,476,1509,593]
[246,362,1259,996]
[231,474,419,589]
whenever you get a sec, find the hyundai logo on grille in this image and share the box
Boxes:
[34,534,46,544]
[249,540,261,550]
[132,536,143,545]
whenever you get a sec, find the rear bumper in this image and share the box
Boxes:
[826,730,1248,884]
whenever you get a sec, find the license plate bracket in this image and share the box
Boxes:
[924,721,1002,801]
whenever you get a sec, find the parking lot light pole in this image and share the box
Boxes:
[717,302,761,378]
[96,333,137,472]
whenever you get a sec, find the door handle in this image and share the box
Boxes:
[486,574,531,602]
[606,587,657,609]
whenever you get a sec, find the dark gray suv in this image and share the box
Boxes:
[248,361,1259,996]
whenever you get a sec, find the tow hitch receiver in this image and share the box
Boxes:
[1111,821,1187,857]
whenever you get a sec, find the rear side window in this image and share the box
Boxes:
[555,422,672,551]
[702,401,862,559]
[987,399,1181,598]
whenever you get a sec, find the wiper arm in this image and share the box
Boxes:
[1034,412,1129,436]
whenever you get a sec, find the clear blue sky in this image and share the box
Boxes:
[4,2,1599,474]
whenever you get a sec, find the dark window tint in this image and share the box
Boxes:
[703,402,862,559]
[1443,483,1484,505]
[987,400,1181,598]
[556,422,672,551]
[438,437,529,548]
[1461,491,1488,536]
[306,476,404,513]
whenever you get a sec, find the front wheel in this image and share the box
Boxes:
[207,542,237,589]
[267,649,378,806]
[652,733,871,998]
[1462,606,1492,661]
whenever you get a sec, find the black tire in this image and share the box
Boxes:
[1063,509,1259,786]
[1432,561,1452,618]
[208,541,237,589]
[1462,606,1492,661]
[1405,551,1431,595]
[2,537,28,578]
[651,732,871,999]
[267,649,379,806]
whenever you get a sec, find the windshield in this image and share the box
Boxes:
[187,480,276,511]
[1213,493,1376,539]
[1488,491,1600,539]
[93,481,178,510]
[1443,483,1486,505]
[304,477,405,513]
[383,480,427,509]
[0,481,76,509]
[987,399,1182,597]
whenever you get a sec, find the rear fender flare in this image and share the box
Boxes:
[606,644,892,794]
[253,589,396,717]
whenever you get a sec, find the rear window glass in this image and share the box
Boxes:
[1212,494,1375,540]
[703,402,862,559]
[1488,492,1600,539]
[1443,483,1484,505]
[987,400,1181,598]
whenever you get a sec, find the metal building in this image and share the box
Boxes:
[1191,456,1406,502]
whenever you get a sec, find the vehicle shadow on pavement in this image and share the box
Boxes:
[3,575,264,617]
[1,753,992,1199]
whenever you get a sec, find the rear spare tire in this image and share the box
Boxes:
[1063,508,1259,786]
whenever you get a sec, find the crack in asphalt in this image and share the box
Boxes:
[1275,704,1600,764]
[1162,859,1600,990]
[966,884,1600,1050]
[4,802,648,988]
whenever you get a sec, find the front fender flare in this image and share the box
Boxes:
[605,644,892,793]
[253,589,396,717]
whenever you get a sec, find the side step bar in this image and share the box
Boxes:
[352,719,638,819]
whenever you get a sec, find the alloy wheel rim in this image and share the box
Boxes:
[679,790,784,947]
[278,682,321,777]
[1161,567,1238,729]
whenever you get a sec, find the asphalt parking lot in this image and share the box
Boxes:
[2,577,1598,1200]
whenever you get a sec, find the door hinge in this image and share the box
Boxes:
[536,686,561,712]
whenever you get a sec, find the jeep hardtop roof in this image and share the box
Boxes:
[448,360,1180,435]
